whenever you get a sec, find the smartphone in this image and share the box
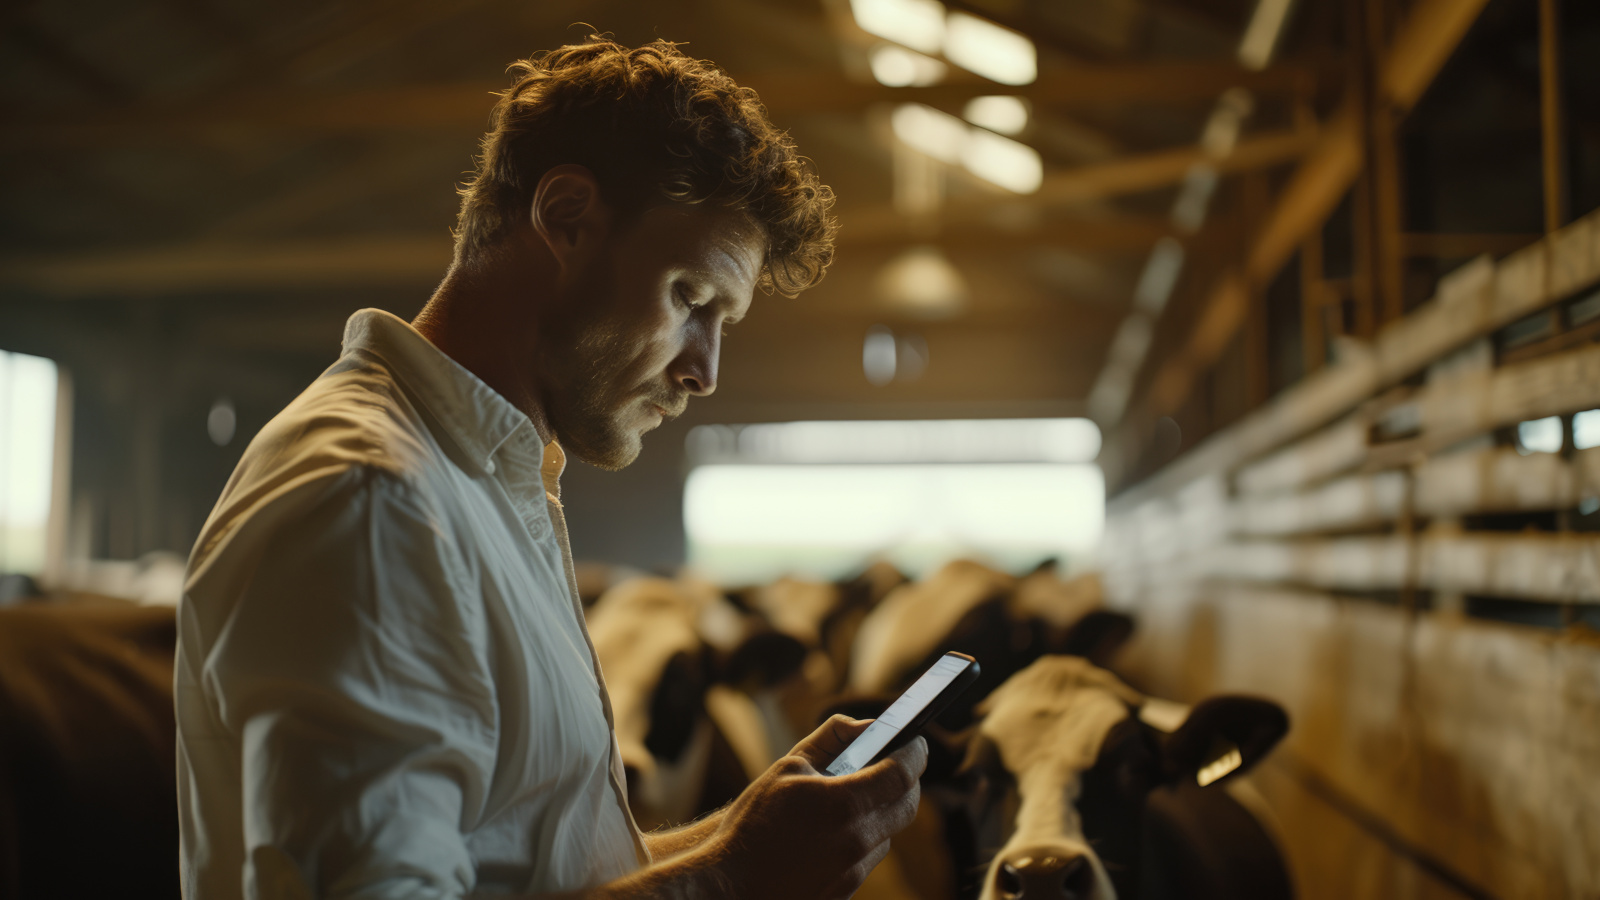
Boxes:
[824,651,980,776]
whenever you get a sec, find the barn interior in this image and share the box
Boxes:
[2,0,1598,897]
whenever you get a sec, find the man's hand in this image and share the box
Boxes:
[706,715,928,900]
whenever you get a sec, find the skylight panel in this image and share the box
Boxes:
[850,0,946,54]
[944,12,1036,85]
[963,95,1029,135]
[869,43,948,86]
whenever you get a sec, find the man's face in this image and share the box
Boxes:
[538,202,763,470]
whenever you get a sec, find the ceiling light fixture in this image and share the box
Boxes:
[963,95,1029,135]
[890,103,968,165]
[892,103,1042,194]
[944,12,1036,85]
[869,43,948,86]
[849,0,946,54]
[877,245,968,317]
[961,128,1043,193]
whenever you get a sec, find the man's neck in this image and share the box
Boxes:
[413,258,555,445]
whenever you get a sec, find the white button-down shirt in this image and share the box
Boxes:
[175,309,648,900]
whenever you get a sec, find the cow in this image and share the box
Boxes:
[929,656,1293,900]
[0,601,180,900]
[585,576,807,829]
[732,561,905,689]
[722,561,908,749]
[848,560,1134,731]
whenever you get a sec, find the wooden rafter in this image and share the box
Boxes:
[0,208,1180,295]
[206,144,454,239]
[0,120,1299,297]
[1136,0,1494,429]
[3,16,136,103]
[1029,127,1314,207]
[0,62,1321,149]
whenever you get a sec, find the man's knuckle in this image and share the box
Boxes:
[842,831,874,861]
[888,760,917,794]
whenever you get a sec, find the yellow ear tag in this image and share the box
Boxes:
[1196,742,1242,787]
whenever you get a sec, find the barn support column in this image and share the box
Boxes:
[1539,0,1568,234]
[1299,231,1327,373]
[128,306,169,560]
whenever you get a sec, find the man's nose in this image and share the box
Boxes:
[670,332,719,396]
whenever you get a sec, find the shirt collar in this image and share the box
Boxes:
[541,439,567,505]
[341,308,541,476]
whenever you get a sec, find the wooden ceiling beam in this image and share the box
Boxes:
[1029,127,1314,206]
[837,209,1175,251]
[0,235,458,296]
[206,144,454,239]
[0,62,1321,149]
[4,17,138,104]
[0,211,1175,296]
[1135,0,1493,429]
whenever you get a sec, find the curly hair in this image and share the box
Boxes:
[454,37,837,296]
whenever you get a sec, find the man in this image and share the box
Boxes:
[175,38,926,900]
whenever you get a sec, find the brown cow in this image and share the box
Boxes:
[0,602,180,900]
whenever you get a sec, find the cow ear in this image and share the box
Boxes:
[955,730,1006,780]
[1160,696,1288,787]
[716,630,809,689]
[720,587,756,614]
[1053,610,1135,665]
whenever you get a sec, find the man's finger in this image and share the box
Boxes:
[789,714,871,769]
[835,734,927,810]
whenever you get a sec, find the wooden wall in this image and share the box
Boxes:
[1104,207,1600,899]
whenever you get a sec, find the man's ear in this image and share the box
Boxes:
[530,164,609,274]
[1160,696,1288,787]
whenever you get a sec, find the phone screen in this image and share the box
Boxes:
[825,653,973,776]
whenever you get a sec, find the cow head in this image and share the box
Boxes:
[946,657,1288,900]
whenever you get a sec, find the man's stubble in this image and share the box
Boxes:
[543,260,681,471]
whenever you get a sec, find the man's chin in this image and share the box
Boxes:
[563,429,644,472]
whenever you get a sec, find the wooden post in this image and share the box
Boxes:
[1301,233,1326,372]
[1243,173,1272,409]
[1539,0,1568,234]
[1363,0,1406,326]
[1346,0,1378,341]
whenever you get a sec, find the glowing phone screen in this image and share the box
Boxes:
[825,654,970,776]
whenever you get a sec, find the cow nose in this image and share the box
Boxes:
[994,848,1097,899]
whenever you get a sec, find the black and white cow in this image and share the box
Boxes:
[849,561,1134,731]
[932,656,1293,900]
[732,561,906,690]
[586,576,806,829]
[719,561,908,751]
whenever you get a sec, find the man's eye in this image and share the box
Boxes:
[675,283,702,309]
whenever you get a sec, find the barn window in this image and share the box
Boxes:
[1574,410,1600,451]
[0,351,62,575]
[1515,415,1564,454]
[683,419,1103,584]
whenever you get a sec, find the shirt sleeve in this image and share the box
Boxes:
[200,467,497,900]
